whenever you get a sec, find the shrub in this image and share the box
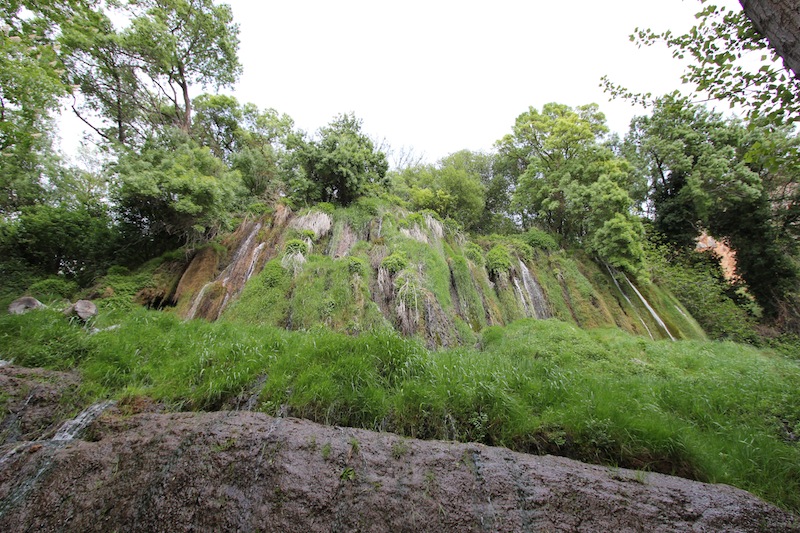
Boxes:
[315,202,336,215]
[347,257,368,276]
[464,242,484,265]
[524,228,558,251]
[381,253,408,275]
[107,265,130,276]
[420,209,442,222]
[27,277,79,301]
[443,217,462,235]
[284,239,309,256]
[486,245,512,275]
[508,240,533,263]
[405,213,424,228]
[246,202,273,216]
[260,260,288,289]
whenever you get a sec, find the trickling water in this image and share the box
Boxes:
[0,400,116,517]
[244,243,266,283]
[187,222,266,321]
[605,264,654,341]
[216,240,267,320]
[219,223,262,286]
[622,272,676,341]
[519,261,551,319]
[0,359,10,367]
[512,277,531,317]
[186,282,212,320]
[53,401,116,441]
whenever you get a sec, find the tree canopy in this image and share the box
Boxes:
[291,114,388,206]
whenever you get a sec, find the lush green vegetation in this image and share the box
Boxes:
[1,308,798,511]
[3,0,800,520]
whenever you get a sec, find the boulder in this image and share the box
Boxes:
[0,411,797,532]
[63,299,98,321]
[7,297,44,315]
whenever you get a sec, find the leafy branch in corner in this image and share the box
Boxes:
[601,1,800,124]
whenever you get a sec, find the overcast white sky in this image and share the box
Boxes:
[222,0,745,163]
[60,0,743,164]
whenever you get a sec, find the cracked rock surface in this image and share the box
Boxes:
[0,366,798,532]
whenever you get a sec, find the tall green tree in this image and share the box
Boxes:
[113,129,240,253]
[391,151,487,231]
[499,103,609,230]
[626,95,798,318]
[192,94,294,198]
[291,114,388,206]
[61,7,145,146]
[123,0,241,133]
[1,0,92,213]
[62,0,241,148]
[503,103,646,273]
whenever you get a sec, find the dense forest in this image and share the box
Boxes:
[2,0,800,517]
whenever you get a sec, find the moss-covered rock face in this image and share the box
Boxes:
[118,202,704,345]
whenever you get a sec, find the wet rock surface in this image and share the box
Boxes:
[0,366,83,445]
[0,401,796,531]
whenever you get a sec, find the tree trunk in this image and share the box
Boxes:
[739,0,800,77]
[177,62,192,133]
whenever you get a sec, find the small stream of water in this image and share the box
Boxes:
[0,400,116,516]
[605,263,654,341]
[52,400,116,441]
[186,222,266,321]
[621,272,676,341]
[518,260,551,319]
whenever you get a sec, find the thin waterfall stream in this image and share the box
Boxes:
[186,221,266,320]
[621,272,676,341]
[605,263,654,340]
[52,400,116,441]
[519,260,551,319]
[0,400,116,515]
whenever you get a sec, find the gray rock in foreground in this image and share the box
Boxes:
[63,299,97,321]
[7,297,44,315]
[1,409,797,532]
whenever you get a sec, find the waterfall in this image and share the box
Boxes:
[52,400,116,441]
[216,240,266,319]
[186,282,212,320]
[622,272,676,341]
[186,222,265,321]
[519,260,551,319]
[605,263,654,340]
[512,277,531,316]
[244,243,266,282]
[0,400,116,515]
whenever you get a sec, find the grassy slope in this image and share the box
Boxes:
[1,308,798,512]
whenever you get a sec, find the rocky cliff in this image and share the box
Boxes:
[132,203,704,347]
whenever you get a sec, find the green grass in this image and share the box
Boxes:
[2,308,799,511]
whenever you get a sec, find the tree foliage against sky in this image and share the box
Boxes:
[499,103,646,273]
[62,0,241,147]
[603,0,800,124]
[291,113,388,206]
[0,0,91,214]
